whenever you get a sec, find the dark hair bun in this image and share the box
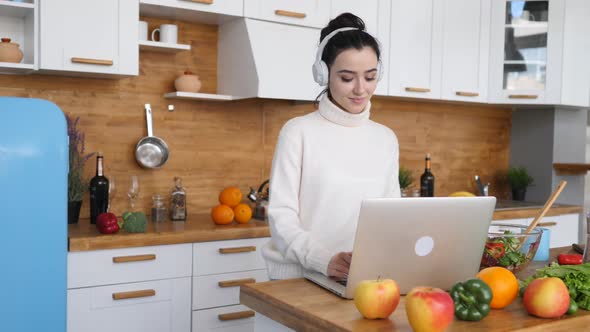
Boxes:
[321,13,366,41]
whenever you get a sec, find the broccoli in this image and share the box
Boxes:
[121,211,147,233]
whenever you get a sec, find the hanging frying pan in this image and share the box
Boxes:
[135,104,169,168]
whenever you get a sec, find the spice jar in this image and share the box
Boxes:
[151,194,167,222]
[170,177,186,221]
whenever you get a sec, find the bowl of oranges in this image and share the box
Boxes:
[211,186,253,225]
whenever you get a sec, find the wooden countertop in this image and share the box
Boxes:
[492,204,582,220]
[68,213,270,252]
[241,247,590,332]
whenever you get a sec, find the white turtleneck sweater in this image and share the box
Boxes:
[262,95,401,280]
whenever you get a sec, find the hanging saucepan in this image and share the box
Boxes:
[135,104,169,168]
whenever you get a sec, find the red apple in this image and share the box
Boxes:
[353,279,400,319]
[523,277,570,318]
[405,287,455,332]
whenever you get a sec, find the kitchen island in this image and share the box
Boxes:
[240,247,590,332]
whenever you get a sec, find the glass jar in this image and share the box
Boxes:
[151,194,167,223]
[170,177,186,221]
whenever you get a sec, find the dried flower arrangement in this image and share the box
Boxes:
[66,114,95,202]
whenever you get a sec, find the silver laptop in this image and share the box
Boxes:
[304,196,496,299]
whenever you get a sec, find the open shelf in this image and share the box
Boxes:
[0,0,34,17]
[139,40,191,53]
[164,91,252,101]
[0,62,34,74]
[504,60,546,66]
[554,163,590,175]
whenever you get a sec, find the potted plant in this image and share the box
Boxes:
[399,166,414,197]
[66,114,94,224]
[507,166,534,201]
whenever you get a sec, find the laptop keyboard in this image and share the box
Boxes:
[336,279,348,286]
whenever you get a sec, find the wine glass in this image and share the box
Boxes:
[128,175,140,210]
[108,175,116,212]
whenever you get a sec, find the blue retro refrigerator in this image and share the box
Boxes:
[0,97,68,331]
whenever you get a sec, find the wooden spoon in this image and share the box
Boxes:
[517,180,567,250]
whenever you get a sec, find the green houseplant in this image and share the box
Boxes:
[66,114,94,224]
[507,166,534,201]
[399,166,414,196]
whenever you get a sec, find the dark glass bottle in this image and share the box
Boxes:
[420,153,435,197]
[89,152,109,224]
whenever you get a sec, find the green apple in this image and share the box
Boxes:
[353,278,400,319]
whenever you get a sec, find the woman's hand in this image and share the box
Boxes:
[327,252,352,280]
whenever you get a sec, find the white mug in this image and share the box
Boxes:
[151,24,178,44]
[139,21,148,41]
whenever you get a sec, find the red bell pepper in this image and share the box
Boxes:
[557,253,583,265]
[96,212,120,234]
[485,242,505,259]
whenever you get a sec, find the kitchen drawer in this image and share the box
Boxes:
[193,238,268,276]
[68,277,191,332]
[193,269,269,310]
[192,304,255,332]
[68,244,192,288]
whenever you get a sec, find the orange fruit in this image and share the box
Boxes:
[211,204,234,225]
[233,204,253,224]
[219,186,242,207]
[476,266,519,309]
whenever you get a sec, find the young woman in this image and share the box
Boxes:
[262,13,400,280]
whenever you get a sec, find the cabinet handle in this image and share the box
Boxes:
[508,94,538,99]
[71,57,114,66]
[537,221,557,227]
[218,310,256,321]
[455,91,479,97]
[188,0,213,4]
[274,10,306,19]
[219,246,256,254]
[112,254,156,263]
[218,278,256,288]
[112,289,156,300]
[405,87,431,93]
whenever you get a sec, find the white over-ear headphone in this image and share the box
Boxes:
[311,27,383,86]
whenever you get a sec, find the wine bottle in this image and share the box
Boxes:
[420,153,435,197]
[89,152,109,224]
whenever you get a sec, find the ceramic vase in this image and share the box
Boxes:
[0,38,24,63]
[174,70,202,93]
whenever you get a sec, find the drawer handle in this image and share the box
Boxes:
[112,289,156,300]
[219,246,256,254]
[112,254,156,263]
[508,94,538,99]
[218,310,256,321]
[188,0,213,3]
[537,221,557,227]
[405,87,431,93]
[274,10,306,19]
[218,278,256,288]
[455,91,479,97]
[71,57,114,66]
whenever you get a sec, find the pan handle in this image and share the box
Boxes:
[145,104,154,137]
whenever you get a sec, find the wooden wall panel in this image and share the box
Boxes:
[0,20,512,224]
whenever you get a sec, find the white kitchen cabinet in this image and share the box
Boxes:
[488,0,590,107]
[493,213,579,248]
[192,237,270,332]
[440,0,491,103]
[388,0,443,100]
[0,0,37,74]
[67,244,192,332]
[67,277,191,332]
[329,0,392,96]
[39,0,138,77]
[244,0,330,29]
[140,0,242,25]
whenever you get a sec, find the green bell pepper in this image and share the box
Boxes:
[450,279,493,321]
